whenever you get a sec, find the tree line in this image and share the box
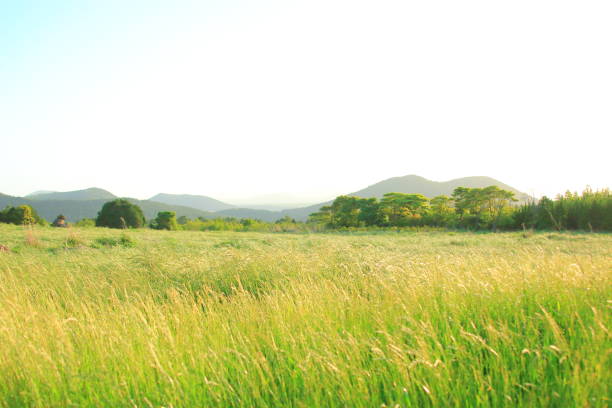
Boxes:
[0,205,46,226]
[308,186,611,231]
[512,188,611,231]
[1,187,610,232]
[0,199,305,232]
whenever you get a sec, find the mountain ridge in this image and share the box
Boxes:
[27,188,116,201]
[149,193,235,212]
[2,175,531,222]
[0,194,216,222]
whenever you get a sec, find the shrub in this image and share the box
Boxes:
[119,234,137,247]
[0,205,43,225]
[151,211,178,230]
[75,218,96,228]
[64,236,84,248]
[93,234,136,248]
[96,200,145,229]
[52,214,68,228]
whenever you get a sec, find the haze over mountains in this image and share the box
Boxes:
[150,194,234,212]
[27,188,117,202]
[0,188,215,222]
[1,175,531,223]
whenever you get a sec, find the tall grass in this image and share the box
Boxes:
[0,225,610,407]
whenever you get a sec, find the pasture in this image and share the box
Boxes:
[0,225,610,407]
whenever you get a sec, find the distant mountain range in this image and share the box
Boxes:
[27,188,117,201]
[1,175,530,223]
[149,193,235,212]
[0,192,215,222]
[26,190,57,197]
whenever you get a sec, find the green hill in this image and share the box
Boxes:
[27,188,116,201]
[0,194,216,222]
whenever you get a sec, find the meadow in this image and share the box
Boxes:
[0,225,610,407]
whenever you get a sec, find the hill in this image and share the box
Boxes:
[126,199,216,222]
[351,175,530,200]
[26,190,56,197]
[150,193,234,212]
[27,188,117,201]
[216,208,281,222]
[0,193,26,208]
[0,193,216,222]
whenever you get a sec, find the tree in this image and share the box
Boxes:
[330,196,362,228]
[430,195,453,215]
[427,195,454,226]
[151,211,179,230]
[0,205,39,225]
[451,186,518,229]
[380,193,429,226]
[357,198,383,226]
[452,187,480,216]
[275,216,296,224]
[308,205,333,227]
[96,199,145,229]
[481,186,516,218]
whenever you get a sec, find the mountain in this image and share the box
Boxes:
[126,199,216,221]
[150,193,234,212]
[229,203,317,211]
[228,193,325,211]
[0,192,216,222]
[27,188,116,201]
[26,190,56,197]
[351,175,529,200]
[216,208,282,222]
[0,193,26,207]
[279,175,531,221]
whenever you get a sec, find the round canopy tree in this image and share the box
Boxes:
[151,211,178,230]
[96,199,145,229]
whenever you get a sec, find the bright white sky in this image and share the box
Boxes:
[1,0,610,203]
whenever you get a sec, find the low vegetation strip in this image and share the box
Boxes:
[0,225,610,407]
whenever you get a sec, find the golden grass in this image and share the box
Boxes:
[0,225,610,407]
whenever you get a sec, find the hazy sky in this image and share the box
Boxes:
[1,0,610,203]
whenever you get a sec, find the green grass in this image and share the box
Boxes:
[0,225,610,407]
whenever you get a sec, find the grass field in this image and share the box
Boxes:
[0,225,610,407]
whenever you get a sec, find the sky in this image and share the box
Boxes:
[1,0,610,204]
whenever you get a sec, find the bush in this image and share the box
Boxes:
[64,236,84,248]
[96,200,145,229]
[52,214,68,228]
[151,211,178,230]
[75,218,96,228]
[0,205,44,226]
[93,234,136,248]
